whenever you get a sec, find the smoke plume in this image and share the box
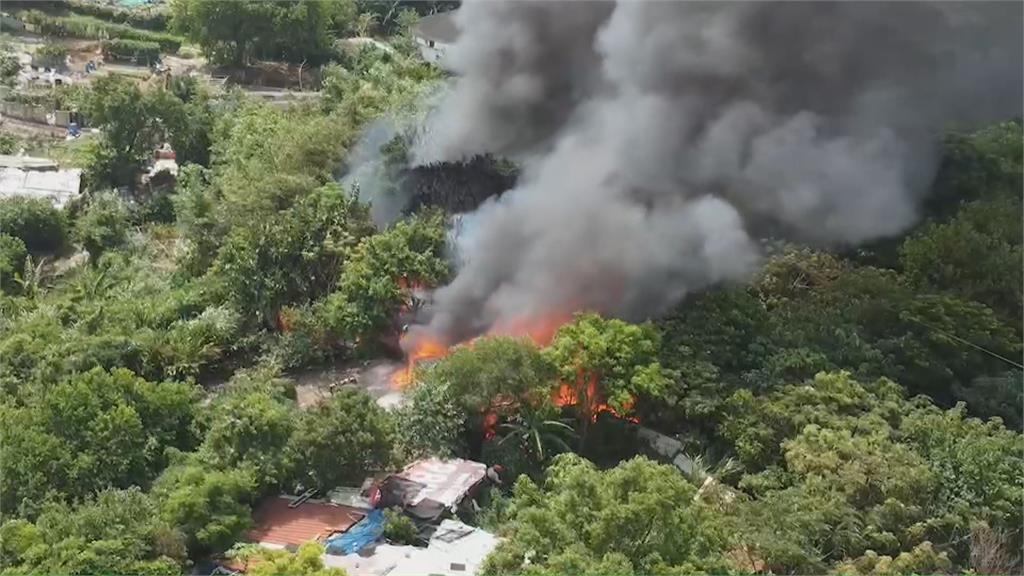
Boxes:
[408,1,1023,345]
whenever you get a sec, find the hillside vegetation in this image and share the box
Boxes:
[0,2,1020,574]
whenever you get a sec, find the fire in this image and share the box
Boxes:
[390,309,573,388]
[552,373,639,423]
[389,283,638,424]
[482,409,500,440]
[391,335,448,387]
[486,311,574,346]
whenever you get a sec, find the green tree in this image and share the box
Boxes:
[417,336,554,414]
[0,234,28,294]
[287,389,394,491]
[544,313,673,444]
[150,79,218,167]
[153,462,255,557]
[227,542,345,576]
[0,41,20,87]
[209,102,354,222]
[212,184,373,328]
[0,197,69,255]
[496,405,576,468]
[720,371,1023,571]
[171,0,354,66]
[924,120,1022,218]
[0,488,186,575]
[481,454,728,575]
[382,509,418,545]
[0,368,200,516]
[900,195,1022,324]
[75,193,130,262]
[81,75,161,190]
[198,370,298,488]
[393,379,466,460]
[322,210,449,341]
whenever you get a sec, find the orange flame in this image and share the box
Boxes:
[552,373,639,423]
[391,335,448,387]
[391,309,573,388]
[486,311,574,346]
[482,409,500,440]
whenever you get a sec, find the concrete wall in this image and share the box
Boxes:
[0,102,78,127]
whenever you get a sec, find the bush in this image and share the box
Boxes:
[33,42,69,69]
[0,234,27,293]
[102,39,161,64]
[75,193,129,262]
[21,11,181,52]
[0,197,68,255]
[66,0,170,31]
[382,509,418,545]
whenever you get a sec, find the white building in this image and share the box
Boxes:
[0,155,81,208]
[411,10,458,65]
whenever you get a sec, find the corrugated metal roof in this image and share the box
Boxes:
[248,497,365,547]
[397,458,487,508]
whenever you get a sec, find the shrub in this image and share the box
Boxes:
[0,197,68,255]
[66,0,171,32]
[382,509,419,545]
[75,193,129,262]
[0,234,27,293]
[102,39,161,64]
[21,11,181,52]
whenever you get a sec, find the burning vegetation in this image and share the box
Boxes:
[392,275,658,430]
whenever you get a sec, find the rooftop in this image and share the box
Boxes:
[247,497,366,548]
[412,11,459,44]
[0,168,82,208]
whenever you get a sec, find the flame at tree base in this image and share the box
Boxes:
[390,310,573,388]
[389,304,639,425]
[553,372,639,423]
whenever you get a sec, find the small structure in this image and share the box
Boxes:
[379,458,487,521]
[411,10,458,64]
[247,496,365,548]
[324,519,498,576]
[0,167,82,208]
[141,143,179,190]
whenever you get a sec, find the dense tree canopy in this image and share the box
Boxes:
[482,454,730,575]
[171,0,356,66]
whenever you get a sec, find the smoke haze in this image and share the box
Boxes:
[407,0,1023,345]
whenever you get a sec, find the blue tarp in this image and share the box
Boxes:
[325,509,385,555]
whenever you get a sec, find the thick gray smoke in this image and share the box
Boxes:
[408,1,1023,345]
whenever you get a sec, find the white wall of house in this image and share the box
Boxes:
[415,36,448,65]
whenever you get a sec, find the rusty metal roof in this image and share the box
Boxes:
[247,497,365,547]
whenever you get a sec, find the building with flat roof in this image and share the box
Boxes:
[411,10,458,65]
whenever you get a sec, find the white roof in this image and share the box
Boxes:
[0,168,81,208]
[322,519,498,576]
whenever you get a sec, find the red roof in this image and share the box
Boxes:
[247,497,365,547]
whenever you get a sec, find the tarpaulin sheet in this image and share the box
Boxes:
[325,509,385,555]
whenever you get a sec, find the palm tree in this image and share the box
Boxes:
[355,12,379,37]
[497,407,578,465]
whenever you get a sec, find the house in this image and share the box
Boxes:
[411,10,458,64]
[0,166,82,208]
[378,458,487,521]
[247,496,366,549]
